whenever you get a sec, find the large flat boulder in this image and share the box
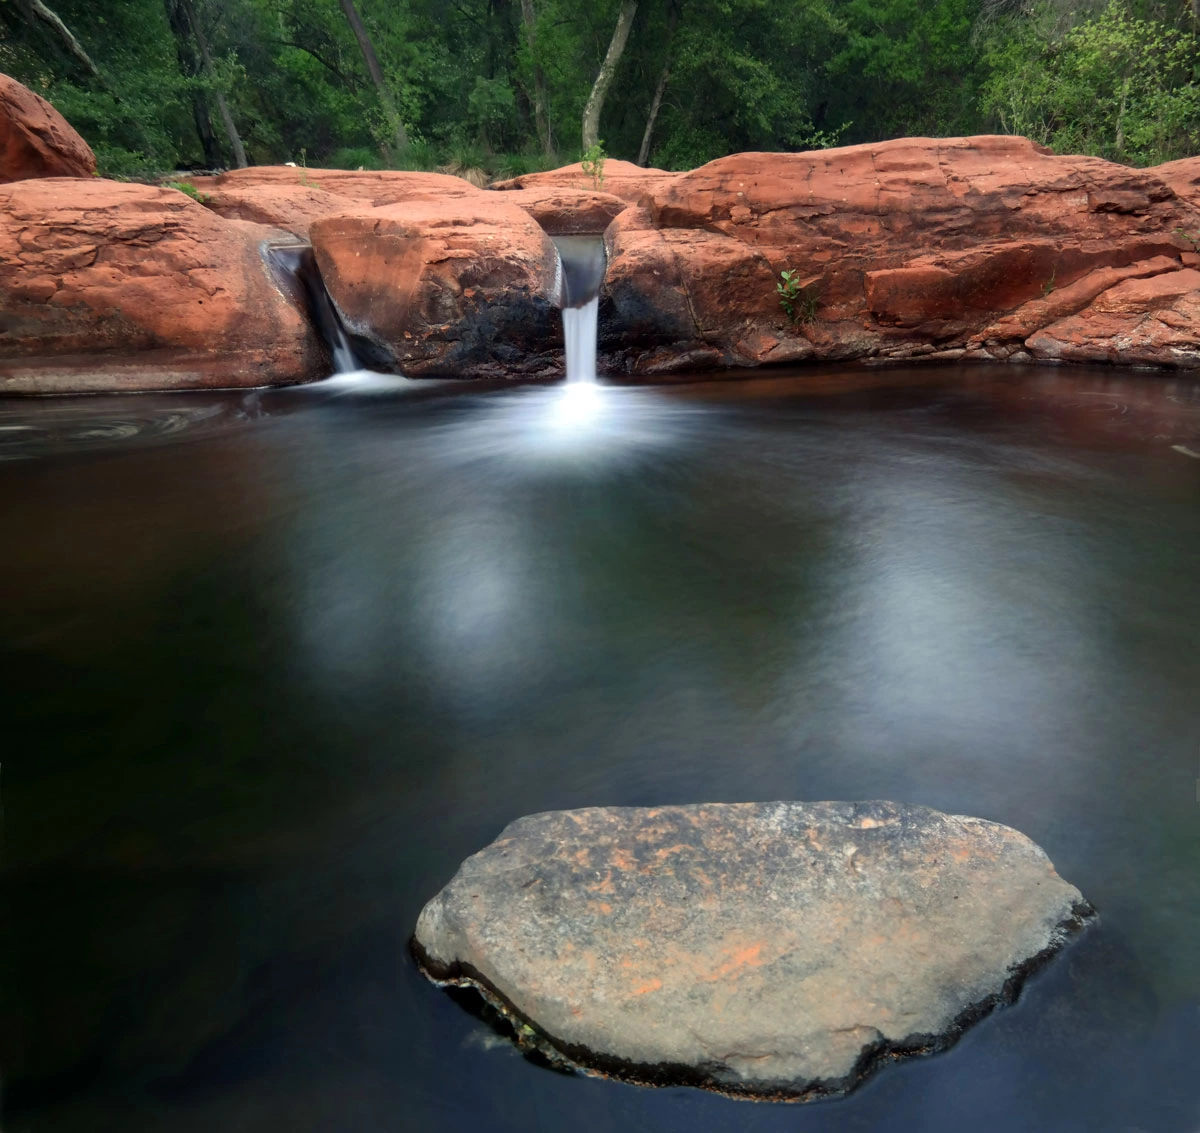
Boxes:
[198,165,480,202]
[600,136,1200,374]
[196,182,359,241]
[201,168,631,240]
[196,167,485,240]
[491,185,630,235]
[0,72,95,183]
[310,194,561,378]
[414,801,1093,1100]
[0,179,320,393]
[491,158,677,205]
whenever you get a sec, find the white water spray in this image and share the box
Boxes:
[329,321,361,375]
[563,295,599,385]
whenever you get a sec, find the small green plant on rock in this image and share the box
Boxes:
[1041,271,1056,297]
[778,269,819,324]
[1175,227,1200,252]
[165,180,210,204]
[296,147,319,189]
[581,141,606,190]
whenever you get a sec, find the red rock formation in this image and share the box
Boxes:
[601,136,1200,373]
[202,165,480,202]
[492,185,630,235]
[310,193,561,378]
[0,179,319,393]
[196,167,487,240]
[1145,155,1200,210]
[197,183,357,241]
[491,158,676,204]
[1027,269,1200,367]
[0,72,96,183]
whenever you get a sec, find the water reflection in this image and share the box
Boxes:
[1,365,1199,1132]
[415,382,701,469]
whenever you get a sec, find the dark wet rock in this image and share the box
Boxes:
[413,801,1093,1100]
[309,194,562,378]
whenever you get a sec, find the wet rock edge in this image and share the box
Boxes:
[411,898,1097,1101]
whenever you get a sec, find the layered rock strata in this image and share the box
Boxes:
[599,136,1200,374]
[0,179,319,393]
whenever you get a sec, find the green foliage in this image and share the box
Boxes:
[777,269,818,324]
[581,140,606,188]
[980,1,1200,165]
[325,146,386,171]
[164,180,210,203]
[6,0,1200,180]
[824,0,986,140]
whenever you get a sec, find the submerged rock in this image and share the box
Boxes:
[414,801,1093,1100]
[0,72,95,183]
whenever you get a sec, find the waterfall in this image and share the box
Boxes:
[552,236,606,385]
[266,244,363,375]
[563,296,599,383]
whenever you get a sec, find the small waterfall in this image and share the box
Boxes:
[266,244,363,374]
[552,236,606,384]
[563,297,599,383]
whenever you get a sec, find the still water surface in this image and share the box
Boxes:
[1,366,1199,1132]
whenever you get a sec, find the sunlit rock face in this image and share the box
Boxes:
[414,801,1093,1101]
[310,195,563,379]
[0,179,319,393]
[600,136,1200,374]
[0,72,95,183]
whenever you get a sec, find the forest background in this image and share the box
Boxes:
[3,0,1200,180]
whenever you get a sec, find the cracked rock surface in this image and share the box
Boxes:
[414,801,1093,1100]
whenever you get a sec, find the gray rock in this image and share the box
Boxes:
[413,801,1094,1100]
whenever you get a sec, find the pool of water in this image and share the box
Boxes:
[1,365,1198,1132]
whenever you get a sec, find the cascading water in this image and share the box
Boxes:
[552,236,606,385]
[562,297,599,383]
[266,244,363,375]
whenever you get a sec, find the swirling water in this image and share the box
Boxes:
[1,365,1198,1132]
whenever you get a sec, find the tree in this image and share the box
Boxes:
[637,0,678,165]
[581,0,637,152]
[980,0,1200,165]
[10,0,102,80]
[163,0,221,168]
[178,0,247,168]
[337,0,408,156]
[519,0,554,156]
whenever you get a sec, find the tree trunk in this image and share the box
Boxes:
[164,0,221,168]
[637,2,677,166]
[519,0,554,157]
[180,0,247,168]
[337,0,408,155]
[13,0,101,79]
[581,0,637,153]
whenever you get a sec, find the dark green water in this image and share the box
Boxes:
[1,366,1198,1132]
